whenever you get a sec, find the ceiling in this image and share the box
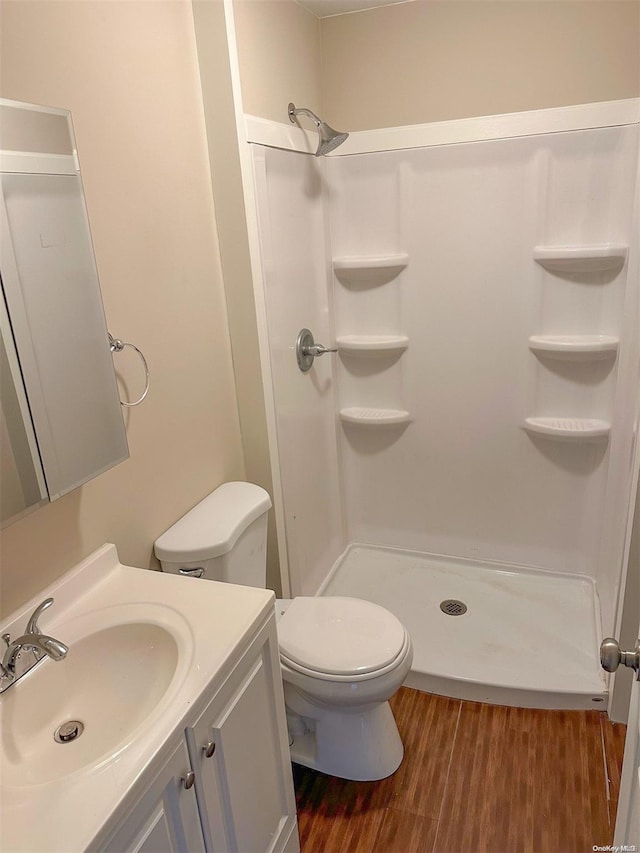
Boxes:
[296,0,413,18]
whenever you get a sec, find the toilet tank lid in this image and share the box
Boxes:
[154,482,272,563]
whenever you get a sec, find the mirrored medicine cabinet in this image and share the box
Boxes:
[0,98,129,527]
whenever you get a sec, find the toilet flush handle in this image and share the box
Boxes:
[178,566,204,579]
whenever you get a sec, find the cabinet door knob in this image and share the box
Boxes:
[203,741,216,758]
[183,770,195,790]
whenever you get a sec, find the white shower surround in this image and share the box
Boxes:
[249,102,640,709]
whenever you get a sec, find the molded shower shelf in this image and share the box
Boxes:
[340,407,411,427]
[528,335,619,360]
[333,253,408,283]
[336,335,409,356]
[533,244,627,272]
[523,417,610,441]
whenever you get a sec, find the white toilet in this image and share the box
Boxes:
[154,482,413,781]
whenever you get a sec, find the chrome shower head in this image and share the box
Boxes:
[288,102,349,156]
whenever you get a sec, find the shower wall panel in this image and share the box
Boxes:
[327,126,639,579]
[251,146,346,596]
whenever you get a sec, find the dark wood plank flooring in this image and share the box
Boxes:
[293,687,626,853]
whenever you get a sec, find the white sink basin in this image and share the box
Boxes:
[0,545,273,853]
[1,604,191,787]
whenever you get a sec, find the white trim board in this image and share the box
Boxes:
[245,98,640,156]
[0,150,78,175]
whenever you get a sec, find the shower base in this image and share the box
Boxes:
[320,544,607,710]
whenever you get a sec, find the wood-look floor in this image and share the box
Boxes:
[293,687,627,853]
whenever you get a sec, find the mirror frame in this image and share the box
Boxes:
[0,99,129,525]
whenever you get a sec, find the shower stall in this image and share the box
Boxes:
[241,102,640,711]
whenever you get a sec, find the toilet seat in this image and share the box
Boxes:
[281,633,411,683]
[278,596,409,682]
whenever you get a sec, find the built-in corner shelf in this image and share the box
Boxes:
[340,407,411,427]
[333,253,408,284]
[523,417,610,441]
[528,334,619,361]
[533,244,627,273]
[336,335,409,356]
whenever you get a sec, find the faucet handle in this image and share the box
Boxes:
[25,597,54,635]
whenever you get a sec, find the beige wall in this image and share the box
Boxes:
[232,0,639,131]
[321,1,640,130]
[192,0,281,592]
[0,406,27,522]
[0,0,245,618]
[233,0,323,124]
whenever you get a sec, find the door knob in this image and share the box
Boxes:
[600,637,640,679]
[296,328,337,373]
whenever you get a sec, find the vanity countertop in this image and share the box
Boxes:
[0,543,274,853]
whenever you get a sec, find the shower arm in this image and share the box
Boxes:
[288,105,321,127]
[288,102,349,157]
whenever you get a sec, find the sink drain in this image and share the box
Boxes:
[440,599,467,616]
[54,720,84,743]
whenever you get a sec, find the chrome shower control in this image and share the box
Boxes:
[296,328,337,373]
[600,637,640,679]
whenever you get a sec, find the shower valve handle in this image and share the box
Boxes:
[305,343,337,357]
[296,328,337,372]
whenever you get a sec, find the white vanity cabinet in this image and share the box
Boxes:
[186,617,299,853]
[98,739,206,853]
[95,613,299,853]
[0,549,299,853]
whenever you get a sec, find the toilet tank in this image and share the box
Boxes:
[153,482,272,588]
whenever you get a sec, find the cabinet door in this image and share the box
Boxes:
[188,629,297,853]
[99,740,205,853]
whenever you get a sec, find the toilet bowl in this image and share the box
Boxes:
[277,596,412,779]
[154,482,412,780]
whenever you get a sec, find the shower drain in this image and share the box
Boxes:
[440,599,468,616]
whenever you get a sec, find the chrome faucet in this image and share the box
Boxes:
[0,598,68,693]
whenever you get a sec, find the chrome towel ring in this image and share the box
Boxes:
[108,333,150,407]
